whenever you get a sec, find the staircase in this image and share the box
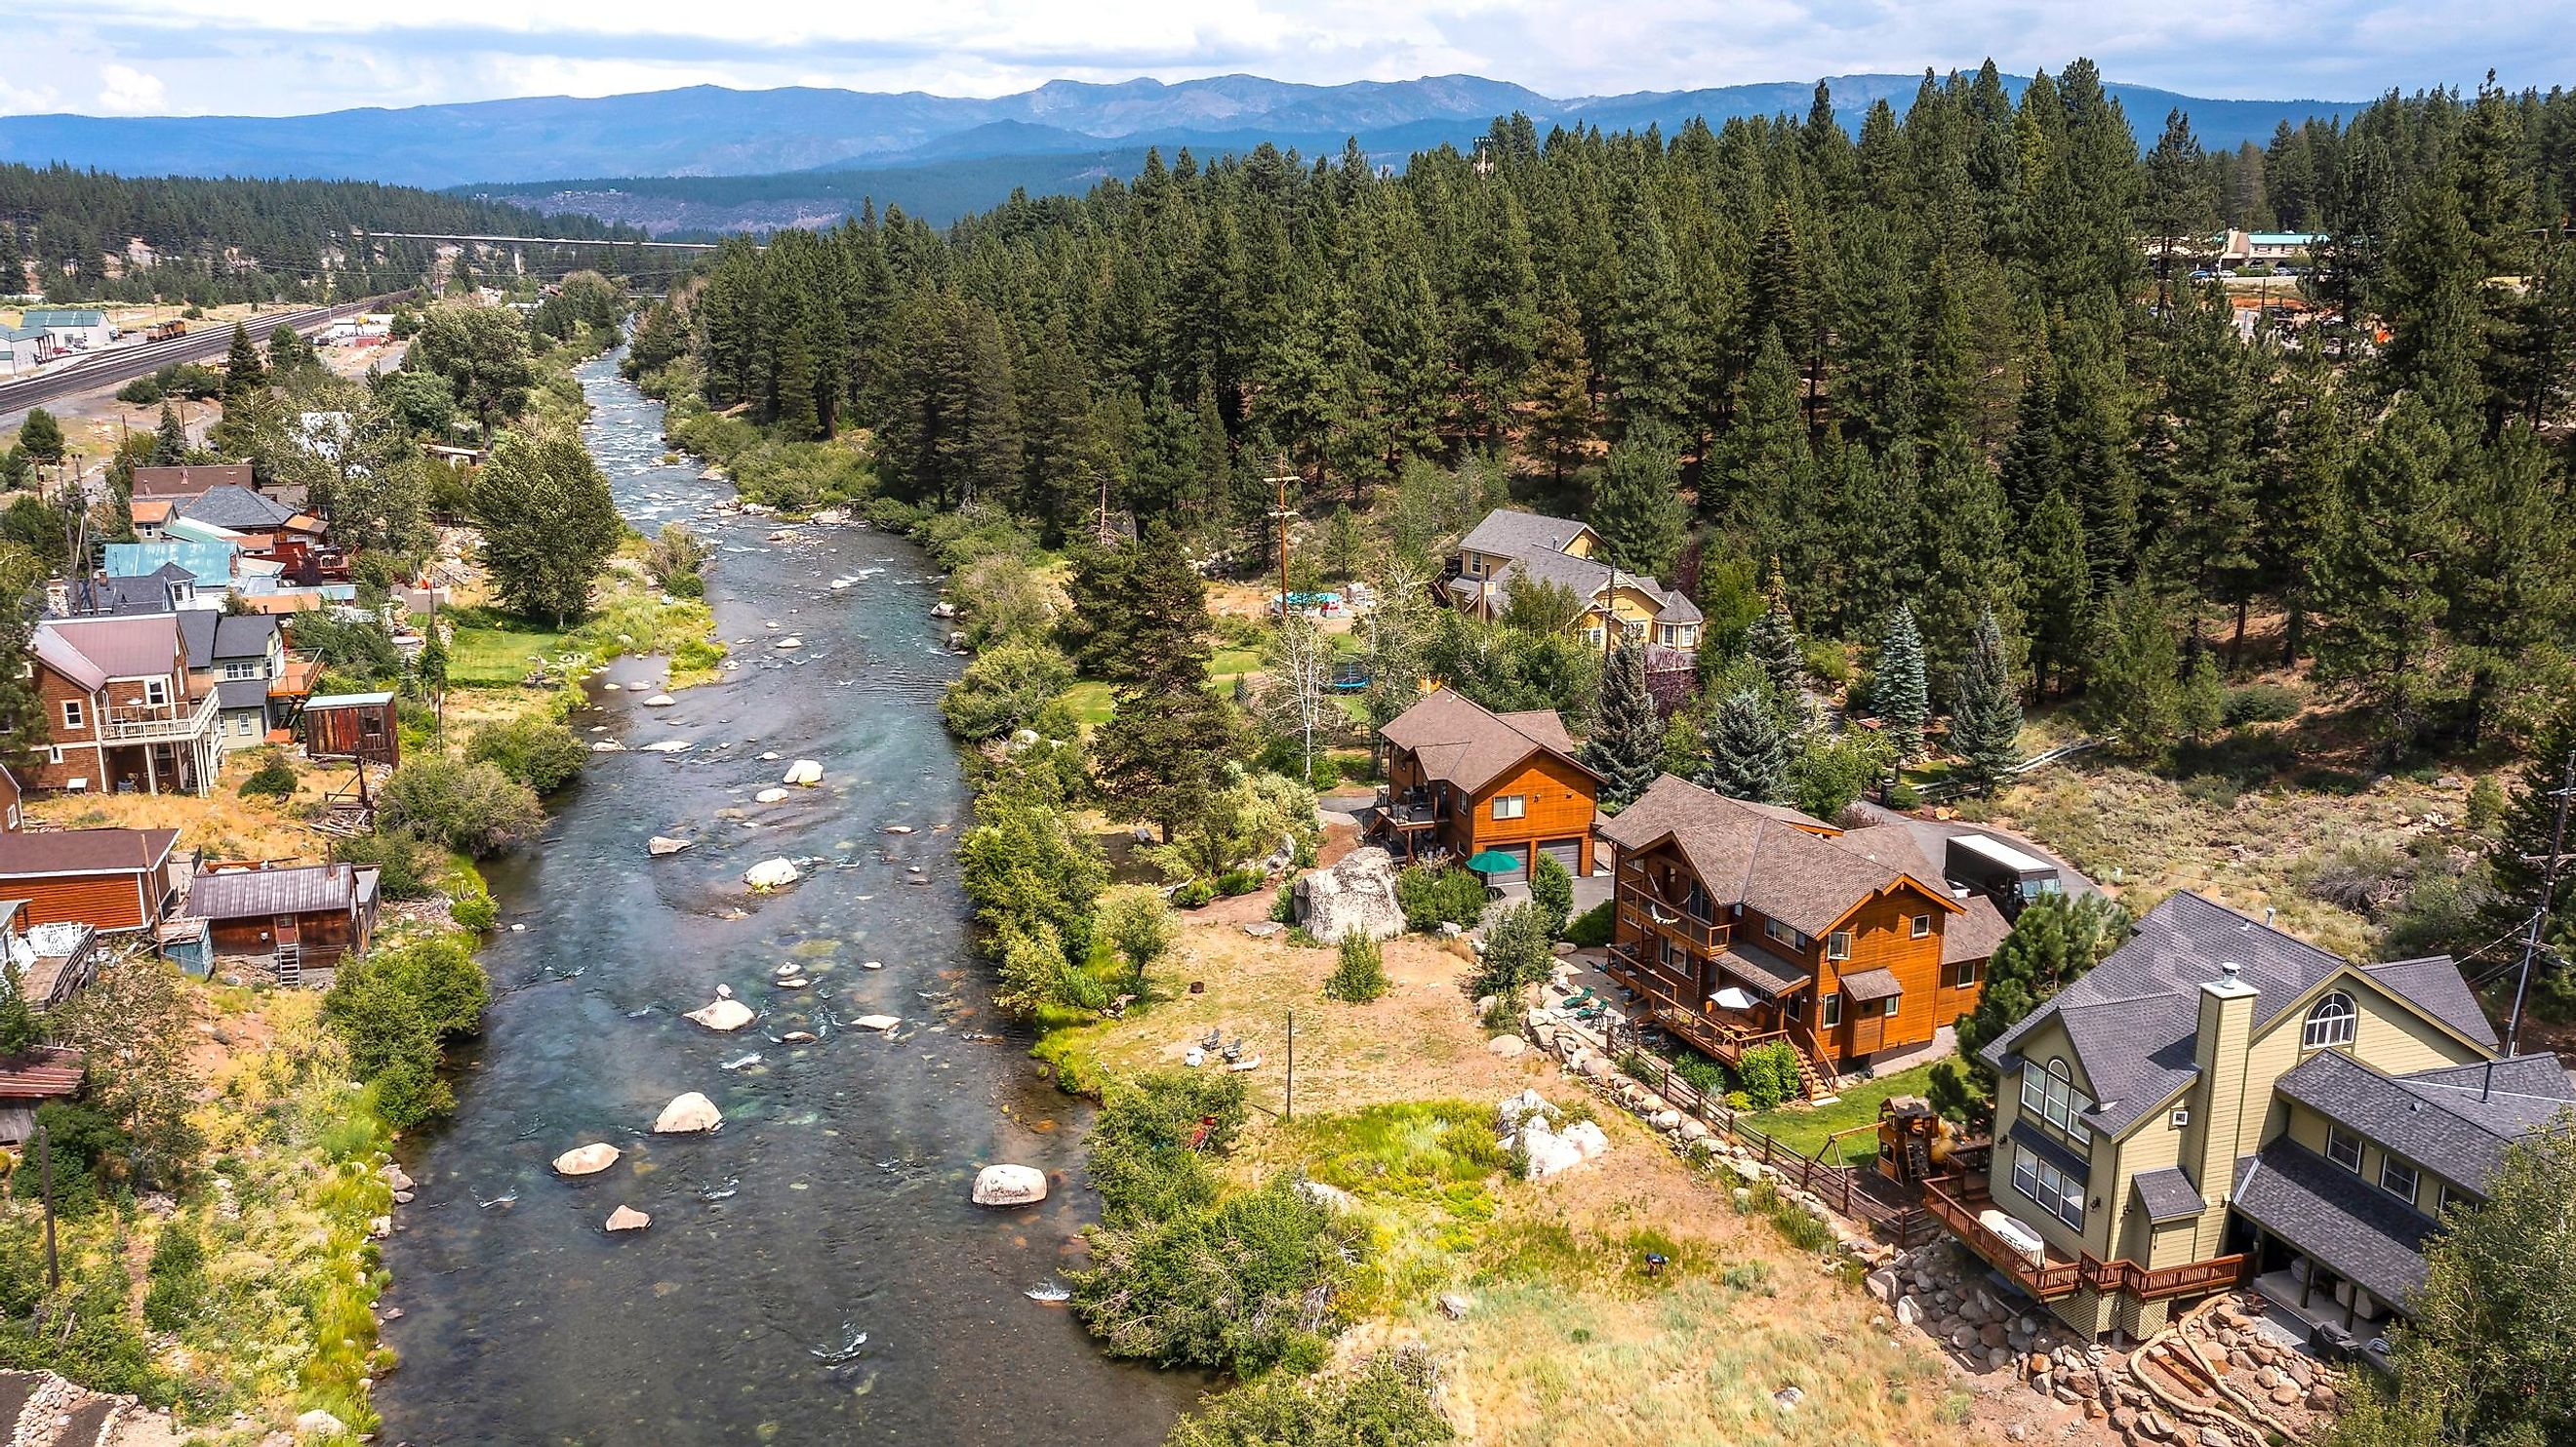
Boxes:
[273,939,302,988]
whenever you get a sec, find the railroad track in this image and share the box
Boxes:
[0,291,415,422]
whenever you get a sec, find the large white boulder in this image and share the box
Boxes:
[642,694,676,707]
[605,1205,652,1231]
[1563,1119,1611,1161]
[1518,1121,1586,1180]
[552,1143,622,1177]
[654,1092,723,1134]
[295,1409,348,1439]
[1292,845,1406,945]
[686,998,756,1032]
[783,759,825,786]
[850,1014,902,1032]
[972,1164,1049,1206]
[753,787,791,804]
[744,858,801,891]
[646,835,693,857]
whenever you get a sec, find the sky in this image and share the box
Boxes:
[0,0,2565,118]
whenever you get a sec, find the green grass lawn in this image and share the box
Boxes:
[445,608,568,688]
[1741,1060,1948,1167]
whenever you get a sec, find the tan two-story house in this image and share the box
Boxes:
[1447,509,1703,657]
[1936,890,2566,1343]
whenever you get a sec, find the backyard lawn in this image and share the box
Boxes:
[445,608,568,688]
[1742,1060,1949,1167]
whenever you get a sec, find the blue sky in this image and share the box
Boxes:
[1,0,2564,117]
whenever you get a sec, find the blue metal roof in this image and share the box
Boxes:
[102,540,234,586]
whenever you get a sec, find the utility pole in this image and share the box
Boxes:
[1265,454,1298,621]
[36,1119,59,1293]
[1284,1009,1295,1123]
[2505,748,2576,1057]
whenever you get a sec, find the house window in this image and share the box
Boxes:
[143,678,168,706]
[2303,992,2357,1051]
[2019,1059,2093,1146]
[1911,914,1932,939]
[2326,1125,2363,1174]
[233,713,258,737]
[1784,991,1803,1022]
[1763,917,1808,950]
[2437,1183,2468,1215]
[1820,993,1841,1028]
[1827,930,1852,961]
[1880,994,1901,1018]
[1492,795,1526,821]
[1658,624,1676,645]
[61,700,85,730]
[2011,1145,2085,1229]
[2379,1156,2419,1205]
[223,661,262,680]
[1950,957,1982,989]
[1466,555,1483,576]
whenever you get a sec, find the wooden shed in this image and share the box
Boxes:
[0,1047,86,1147]
[184,861,380,984]
[0,828,183,932]
[302,691,400,766]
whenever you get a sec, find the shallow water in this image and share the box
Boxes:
[376,350,1197,1444]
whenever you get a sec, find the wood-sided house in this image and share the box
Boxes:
[0,827,184,932]
[24,612,224,795]
[1365,689,1599,883]
[1596,774,2007,1098]
[185,861,381,985]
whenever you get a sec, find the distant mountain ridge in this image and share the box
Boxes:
[0,71,2362,191]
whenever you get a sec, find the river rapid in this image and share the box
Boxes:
[375,350,1198,1444]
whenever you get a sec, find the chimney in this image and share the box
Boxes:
[2187,960,2262,1257]
[2264,907,2276,927]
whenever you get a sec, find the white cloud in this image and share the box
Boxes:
[95,62,168,114]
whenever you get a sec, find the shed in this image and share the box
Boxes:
[302,692,399,765]
[0,828,183,931]
[0,1048,87,1147]
[185,862,380,979]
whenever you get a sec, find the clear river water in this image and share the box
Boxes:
[375,349,1198,1444]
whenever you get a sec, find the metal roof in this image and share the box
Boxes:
[131,464,254,498]
[0,827,179,876]
[187,863,373,920]
[0,1047,87,1099]
[1949,832,2056,874]
[35,614,183,683]
[304,691,394,707]
[103,541,234,586]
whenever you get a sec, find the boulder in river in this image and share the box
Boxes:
[640,739,692,753]
[743,858,800,891]
[642,694,676,707]
[654,1092,723,1134]
[646,835,694,857]
[972,1164,1048,1206]
[753,787,790,804]
[783,759,825,786]
[686,998,756,1032]
[851,1014,902,1031]
[605,1205,652,1232]
[552,1143,622,1177]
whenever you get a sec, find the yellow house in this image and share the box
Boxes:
[1927,890,2565,1344]
[1447,509,1702,655]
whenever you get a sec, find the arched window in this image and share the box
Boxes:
[2019,1058,2094,1144]
[2303,992,2357,1051]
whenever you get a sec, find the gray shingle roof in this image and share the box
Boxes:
[2131,1166,2206,1222]
[1983,891,2497,1138]
[1838,966,1903,1002]
[1460,509,1594,559]
[1457,508,1699,624]
[2276,1049,2576,1194]
[215,677,270,711]
[1714,942,1809,997]
[176,485,297,531]
[2233,1141,2433,1309]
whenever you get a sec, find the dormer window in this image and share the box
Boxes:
[2302,992,2356,1051]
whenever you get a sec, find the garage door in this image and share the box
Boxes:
[1539,837,1585,875]
[1489,843,1529,884]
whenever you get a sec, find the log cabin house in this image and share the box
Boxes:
[0,827,184,932]
[1596,775,2007,1099]
[184,861,381,985]
[1930,891,2569,1345]
[1364,689,1599,883]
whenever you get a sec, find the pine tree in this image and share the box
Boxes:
[1590,417,1688,577]
[1951,608,2023,792]
[1091,523,1242,840]
[2483,703,2576,952]
[1522,288,1594,485]
[1873,604,1930,762]
[151,404,188,465]
[1955,893,2131,1066]
[222,321,265,400]
[16,408,62,467]
[2016,486,2092,698]
[2312,395,2458,756]
[1746,560,1806,703]
[1579,635,1664,811]
[1713,326,1807,540]
[2140,108,2219,306]
[1601,191,1693,435]
[1698,686,1790,804]
[2084,581,2184,758]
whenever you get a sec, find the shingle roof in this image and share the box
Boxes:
[1460,509,1595,558]
[1598,775,1955,938]
[1838,966,1903,1002]
[130,464,254,499]
[1379,689,1590,794]
[34,615,183,683]
[0,828,179,876]
[1984,891,2496,1138]
[1714,942,1810,997]
[216,677,270,710]
[2276,1049,2576,1194]
[177,485,299,531]
[187,864,371,921]
[180,611,278,665]
[2131,1165,2206,1222]
[2233,1141,2434,1309]
[2356,957,2499,1054]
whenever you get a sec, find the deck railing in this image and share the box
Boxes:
[99,688,218,744]
[1920,1178,2249,1305]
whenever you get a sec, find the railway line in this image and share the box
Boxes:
[0,292,412,422]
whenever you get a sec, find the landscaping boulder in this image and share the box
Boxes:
[972,1164,1048,1206]
[1292,846,1405,945]
[653,1092,723,1134]
[295,1409,348,1439]
[1487,1034,1527,1059]
[552,1143,622,1177]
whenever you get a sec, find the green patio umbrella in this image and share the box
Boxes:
[1465,850,1521,875]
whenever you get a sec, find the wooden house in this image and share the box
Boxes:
[1365,689,1598,883]
[301,692,399,765]
[184,862,381,984]
[0,827,183,932]
[0,764,19,832]
[1596,775,2007,1097]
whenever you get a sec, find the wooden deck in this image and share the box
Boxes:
[1603,943,1834,1100]
[1921,1179,2249,1305]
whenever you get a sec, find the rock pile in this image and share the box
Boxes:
[1494,1089,1609,1179]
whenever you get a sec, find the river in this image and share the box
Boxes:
[376,350,1198,1444]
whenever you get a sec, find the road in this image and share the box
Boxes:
[0,292,412,425]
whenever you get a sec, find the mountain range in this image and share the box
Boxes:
[0,72,2361,195]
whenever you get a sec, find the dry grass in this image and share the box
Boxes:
[27,748,347,862]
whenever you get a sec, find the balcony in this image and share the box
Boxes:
[98,688,219,744]
[269,656,319,699]
[1614,865,1727,951]
[1921,1178,2249,1306]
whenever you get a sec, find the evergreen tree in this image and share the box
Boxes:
[222,322,265,400]
[2312,395,2458,756]
[1950,608,2023,791]
[1601,191,1693,435]
[2016,486,2092,698]
[2140,108,2219,306]
[2085,582,2185,758]
[0,543,49,768]
[1697,686,1790,804]
[1591,419,1688,578]
[1746,560,1807,703]
[1873,604,1930,762]
[16,408,62,467]
[1522,288,1594,485]
[1954,893,2131,1068]
[1580,635,1664,812]
[1091,523,1242,839]
[2482,703,2576,956]
[150,404,188,465]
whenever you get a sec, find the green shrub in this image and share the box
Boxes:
[941,643,1073,741]
[141,1225,206,1331]
[1738,1041,1804,1111]
[1530,851,1574,937]
[236,748,299,799]
[322,936,490,1128]
[1564,901,1613,947]
[1394,864,1487,933]
[1074,1173,1360,1377]
[451,888,499,934]
[1724,1089,1752,1112]
[331,826,439,902]
[379,756,544,857]
[1671,1050,1728,1097]
[1166,1348,1454,1447]
[1324,934,1389,1004]
[2467,776,2508,834]
[1469,901,1556,1000]
[115,377,163,406]
[1268,884,1298,925]
[1173,879,1217,908]
[463,715,588,793]
[2224,682,2303,726]
[1215,866,1267,898]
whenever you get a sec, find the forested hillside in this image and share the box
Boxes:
[0,163,651,304]
[651,61,2576,767]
